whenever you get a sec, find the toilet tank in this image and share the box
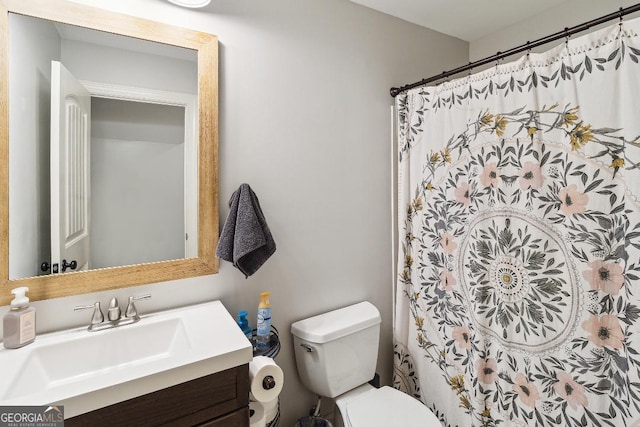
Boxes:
[290,301,381,398]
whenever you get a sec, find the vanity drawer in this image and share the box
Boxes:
[196,407,250,427]
[65,364,249,427]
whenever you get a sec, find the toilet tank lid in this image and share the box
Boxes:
[290,301,381,344]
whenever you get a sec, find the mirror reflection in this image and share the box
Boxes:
[8,14,198,280]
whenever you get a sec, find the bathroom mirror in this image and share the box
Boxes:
[0,0,219,306]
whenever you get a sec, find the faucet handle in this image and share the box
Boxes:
[125,294,151,320]
[74,302,104,327]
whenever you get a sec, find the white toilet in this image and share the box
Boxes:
[291,301,441,426]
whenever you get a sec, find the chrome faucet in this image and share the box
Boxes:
[75,294,151,332]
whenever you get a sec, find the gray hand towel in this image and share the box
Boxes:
[216,183,276,277]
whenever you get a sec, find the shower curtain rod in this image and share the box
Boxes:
[390,3,640,97]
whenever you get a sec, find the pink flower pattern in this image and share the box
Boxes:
[452,326,472,350]
[475,358,498,384]
[513,373,540,408]
[480,162,500,188]
[440,232,457,254]
[559,184,589,215]
[554,372,588,410]
[454,182,471,206]
[439,270,455,292]
[518,161,544,190]
[582,260,625,295]
[582,314,624,349]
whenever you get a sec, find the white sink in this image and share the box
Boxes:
[0,301,252,417]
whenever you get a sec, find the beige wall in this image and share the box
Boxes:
[1,0,468,423]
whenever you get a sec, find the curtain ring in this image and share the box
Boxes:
[526,41,531,58]
[495,51,501,69]
[564,28,570,47]
[619,7,624,30]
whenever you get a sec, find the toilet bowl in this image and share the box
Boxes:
[334,384,440,426]
[291,301,440,427]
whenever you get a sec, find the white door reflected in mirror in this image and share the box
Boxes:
[50,60,91,274]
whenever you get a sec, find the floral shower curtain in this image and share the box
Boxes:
[393,17,640,426]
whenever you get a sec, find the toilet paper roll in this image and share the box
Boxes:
[249,356,284,402]
[249,401,266,427]
[262,397,279,423]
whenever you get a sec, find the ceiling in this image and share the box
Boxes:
[349,0,574,42]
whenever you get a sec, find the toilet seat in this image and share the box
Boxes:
[342,386,441,426]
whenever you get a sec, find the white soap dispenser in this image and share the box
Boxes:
[3,287,36,349]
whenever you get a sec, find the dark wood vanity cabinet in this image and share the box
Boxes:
[65,364,250,427]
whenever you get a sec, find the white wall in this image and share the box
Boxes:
[91,99,185,269]
[91,136,184,268]
[470,0,640,62]
[61,38,197,94]
[2,0,468,423]
[8,14,61,279]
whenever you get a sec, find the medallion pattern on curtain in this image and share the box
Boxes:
[394,18,640,426]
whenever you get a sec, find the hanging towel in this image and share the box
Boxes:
[216,183,276,277]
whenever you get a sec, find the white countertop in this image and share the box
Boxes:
[0,300,253,418]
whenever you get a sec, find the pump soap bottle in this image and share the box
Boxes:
[256,292,271,349]
[3,287,36,349]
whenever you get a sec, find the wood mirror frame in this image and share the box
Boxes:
[0,0,219,306]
